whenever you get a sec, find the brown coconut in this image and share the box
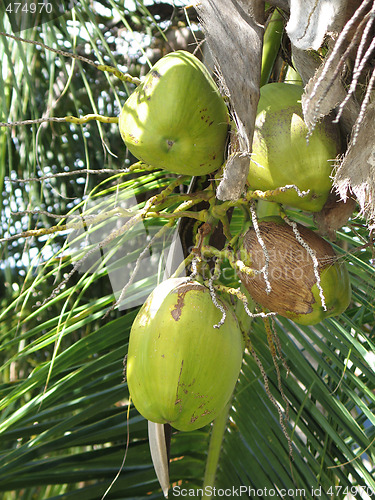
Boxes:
[237,217,338,318]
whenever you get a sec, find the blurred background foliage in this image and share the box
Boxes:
[0,1,374,499]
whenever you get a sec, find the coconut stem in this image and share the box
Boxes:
[260,8,284,87]
[0,175,193,246]
[256,200,280,218]
[202,398,233,499]
[0,31,141,86]
[213,283,277,319]
[17,176,191,308]
[246,183,310,203]
[0,114,119,128]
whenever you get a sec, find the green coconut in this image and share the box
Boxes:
[248,83,341,212]
[237,217,351,325]
[126,277,243,431]
[119,51,229,176]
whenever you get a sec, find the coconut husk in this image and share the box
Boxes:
[334,101,375,231]
[238,220,337,316]
[195,0,264,200]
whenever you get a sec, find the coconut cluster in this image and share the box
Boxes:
[123,54,352,431]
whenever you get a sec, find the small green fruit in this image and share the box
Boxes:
[119,51,229,176]
[237,217,351,325]
[248,83,341,212]
[126,278,243,431]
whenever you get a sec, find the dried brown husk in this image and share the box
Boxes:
[334,101,375,231]
[237,219,337,317]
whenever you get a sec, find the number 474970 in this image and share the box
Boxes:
[6,2,53,14]
[327,485,374,497]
